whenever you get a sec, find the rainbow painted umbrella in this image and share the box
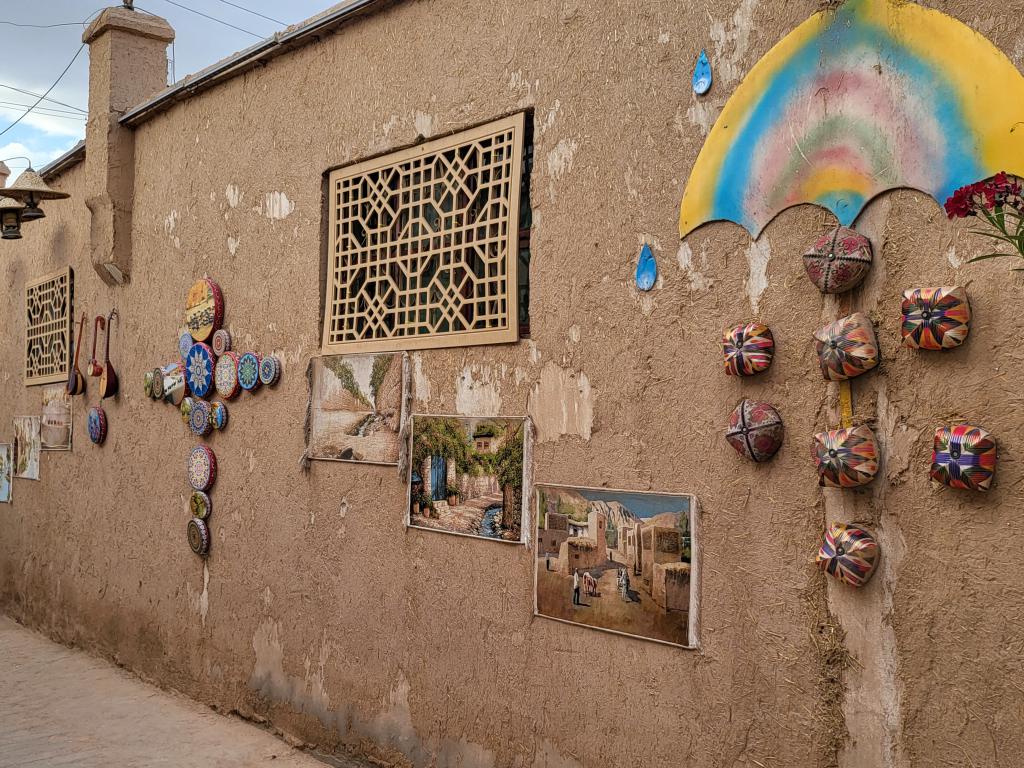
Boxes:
[679,0,1024,238]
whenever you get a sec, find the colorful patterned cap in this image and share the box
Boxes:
[817,523,879,587]
[930,424,996,491]
[803,226,872,294]
[901,287,971,350]
[726,399,784,462]
[812,425,879,488]
[722,323,775,376]
[813,312,879,381]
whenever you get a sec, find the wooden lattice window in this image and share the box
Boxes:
[24,267,73,386]
[322,113,527,353]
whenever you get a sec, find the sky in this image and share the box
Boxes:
[0,0,336,178]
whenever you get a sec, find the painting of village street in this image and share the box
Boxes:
[534,485,696,647]
[408,416,525,542]
[309,352,404,464]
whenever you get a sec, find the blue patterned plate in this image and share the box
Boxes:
[237,352,261,392]
[185,342,215,398]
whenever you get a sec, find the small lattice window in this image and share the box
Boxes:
[322,113,528,354]
[24,267,73,386]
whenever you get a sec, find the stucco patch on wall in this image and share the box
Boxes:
[163,209,180,250]
[411,353,431,404]
[455,364,502,416]
[508,69,540,107]
[413,110,435,138]
[225,183,242,208]
[185,561,210,626]
[946,244,963,269]
[710,0,759,87]
[527,362,593,443]
[546,138,579,201]
[227,236,240,255]
[261,191,295,220]
[538,100,561,135]
[532,739,585,768]
[676,241,713,291]
[743,237,771,313]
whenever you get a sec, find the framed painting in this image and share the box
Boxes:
[308,352,407,465]
[13,416,41,480]
[534,485,699,648]
[41,385,72,450]
[407,415,527,544]
[0,444,12,503]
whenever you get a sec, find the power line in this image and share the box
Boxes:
[211,0,285,26]
[0,84,87,113]
[0,102,86,120]
[0,20,86,28]
[0,43,87,139]
[152,0,263,39]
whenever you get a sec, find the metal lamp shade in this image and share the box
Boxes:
[3,168,69,223]
[0,196,25,239]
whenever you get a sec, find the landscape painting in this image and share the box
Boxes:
[408,416,525,543]
[13,416,41,481]
[534,485,697,648]
[41,385,72,450]
[309,352,405,465]
[0,444,12,503]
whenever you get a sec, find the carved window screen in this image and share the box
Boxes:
[322,113,525,354]
[24,267,73,386]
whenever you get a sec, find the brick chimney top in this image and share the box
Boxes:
[83,6,174,46]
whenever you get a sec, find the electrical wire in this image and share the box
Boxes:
[152,0,263,39]
[211,0,285,26]
[0,101,86,119]
[0,20,86,28]
[0,43,87,139]
[0,85,86,114]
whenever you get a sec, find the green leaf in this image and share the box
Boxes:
[966,252,1016,263]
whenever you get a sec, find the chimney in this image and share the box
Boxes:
[0,161,9,188]
[83,6,174,285]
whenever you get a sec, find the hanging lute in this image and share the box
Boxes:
[66,312,87,396]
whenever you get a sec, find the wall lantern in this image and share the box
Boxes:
[0,195,26,239]
[3,166,70,221]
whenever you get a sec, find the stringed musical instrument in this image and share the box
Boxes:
[88,316,104,377]
[98,309,119,399]
[66,312,87,395]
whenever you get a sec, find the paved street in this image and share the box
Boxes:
[0,616,331,767]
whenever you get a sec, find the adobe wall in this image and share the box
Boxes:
[2,2,1023,767]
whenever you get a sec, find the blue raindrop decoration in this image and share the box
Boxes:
[635,243,657,292]
[692,49,712,95]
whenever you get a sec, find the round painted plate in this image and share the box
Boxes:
[164,370,187,406]
[88,406,107,444]
[187,517,210,556]
[212,328,232,357]
[237,352,261,392]
[185,342,215,398]
[258,355,281,386]
[189,490,211,520]
[215,351,241,399]
[189,399,212,436]
[180,396,195,425]
[178,329,194,361]
[151,367,165,400]
[187,444,217,491]
[185,278,224,342]
[211,401,228,430]
[143,370,154,399]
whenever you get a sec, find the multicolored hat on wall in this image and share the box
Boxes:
[817,523,879,588]
[901,287,971,350]
[803,226,873,294]
[930,424,996,491]
[722,322,775,376]
[811,425,879,488]
[725,399,784,462]
[813,312,879,381]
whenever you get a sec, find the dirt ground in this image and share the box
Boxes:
[535,558,689,646]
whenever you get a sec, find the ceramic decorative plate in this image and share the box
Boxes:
[187,517,210,556]
[164,370,187,406]
[215,352,241,399]
[151,367,165,400]
[185,342,214,399]
[143,370,153,399]
[180,396,194,425]
[211,401,228,430]
[237,352,261,392]
[178,329,194,361]
[258,355,281,386]
[212,328,232,357]
[187,444,217,491]
[189,490,211,520]
[189,399,212,437]
[87,406,107,445]
[185,278,224,343]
